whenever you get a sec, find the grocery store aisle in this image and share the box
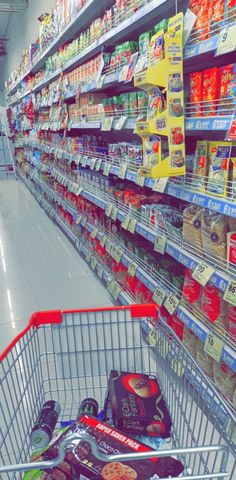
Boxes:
[0,177,113,353]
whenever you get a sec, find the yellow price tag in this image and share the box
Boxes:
[112,282,122,301]
[121,215,130,230]
[108,280,115,294]
[147,329,157,346]
[171,358,185,377]
[115,116,127,130]
[90,257,97,270]
[110,246,117,260]
[105,204,113,217]
[86,251,92,262]
[216,24,236,57]
[204,333,224,362]
[104,164,111,176]
[101,117,114,131]
[154,235,166,255]
[97,265,104,279]
[223,279,236,306]
[118,164,127,179]
[128,262,138,277]
[153,287,166,306]
[164,293,180,315]
[100,235,106,248]
[111,206,118,221]
[136,174,145,187]
[128,218,137,234]
[90,228,98,239]
[114,248,123,264]
[152,178,168,193]
[106,241,112,254]
[192,262,215,287]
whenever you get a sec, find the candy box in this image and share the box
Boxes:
[218,63,236,115]
[202,67,221,116]
[206,141,232,197]
[108,370,172,438]
[189,71,202,116]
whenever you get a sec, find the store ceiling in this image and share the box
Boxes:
[0,1,28,56]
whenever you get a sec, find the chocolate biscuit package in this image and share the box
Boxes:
[108,371,172,438]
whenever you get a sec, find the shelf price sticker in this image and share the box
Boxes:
[118,164,127,179]
[90,228,98,239]
[153,286,166,306]
[121,215,131,230]
[192,262,215,287]
[204,333,224,363]
[100,235,107,248]
[216,24,236,57]
[128,262,138,277]
[80,216,87,227]
[128,218,137,234]
[152,177,168,193]
[164,293,180,315]
[115,116,127,130]
[97,265,104,279]
[75,186,84,197]
[81,156,88,168]
[76,214,83,225]
[90,158,97,170]
[223,279,236,306]
[112,282,122,301]
[111,206,118,221]
[114,248,123,264]
[90,257,97,271]
[104,163,111,176]
[101,117,114,131]
[97,75,105,90]
[95,159,102,171]
[154,235,166,255]
[136,174,145,187]
[105,204,113,217]
[105,241,112,254]
[86,251,92,263]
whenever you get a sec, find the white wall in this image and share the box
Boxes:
[4,0,55,84]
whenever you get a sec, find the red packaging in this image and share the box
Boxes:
[227,305,236,340]
[189,72,203,116]
[202,67,221,116]
[182,269,202,309]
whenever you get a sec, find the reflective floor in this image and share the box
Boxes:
[0,177,113,353]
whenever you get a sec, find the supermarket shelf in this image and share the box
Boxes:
[17,142,236,220]
[19,170,236,373]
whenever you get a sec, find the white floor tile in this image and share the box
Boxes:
[0,178,113,353]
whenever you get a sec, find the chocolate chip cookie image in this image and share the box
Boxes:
[101,462,137,480]
[128,376,153,398]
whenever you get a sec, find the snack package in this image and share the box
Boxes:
[201,210,227,260]
[149,30,165,65]
[32,415,184,480]
[183,205,204,248]
[201,283,228,333]
[189,71,202,116]
[227,230,236,273]
[206,141,231,197]
[218,63,236,115]
[192,140,208,190]
[182,268,202,311]
[108,371,172,438]
[213,362,236,402]
[202,67,221,116]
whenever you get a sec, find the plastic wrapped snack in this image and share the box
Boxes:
[201,283,228,334]
[183,205,204,249]
[213,362,236,403]
[196,339,214,379]
[182,268,202,312]
[201,211,227,261]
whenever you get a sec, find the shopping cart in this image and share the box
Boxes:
[0,304,236,480]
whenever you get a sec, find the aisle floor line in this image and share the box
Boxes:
[0,177,113,353]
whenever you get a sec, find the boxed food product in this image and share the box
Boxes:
[218,63,236,115]
[108,370,172,438]
[189,71,203,116]
[192,140,208,190]
[183,205,204,248]
[202,67,221,116]
[206,141,231,197]
[202,210,227,260]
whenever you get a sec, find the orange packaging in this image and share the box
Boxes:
[190,71,203,116]
[190,0,210,41]
[202,67,221,116]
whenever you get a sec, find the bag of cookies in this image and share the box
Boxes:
[201,283,228,334]
[213,362,236,403]
[201,210,227,261]
[182,268,202,311]
[183,205,204,249]
[196,338,214,379]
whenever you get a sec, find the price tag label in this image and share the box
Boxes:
[110,246,117,260]
[164,293,180,315]
[147,329,157,346]
[101,117,114,131]
[171,358,185,377]
[223,279,236,306]
[112,282,122,301]
[76,214,83,225]
[108,280,115,294]
[90,228,98,239]
[95,159,102,171]
[128,218,137,234]
[105,204,113,217]
[152,177,168,193]
[114,248,123,264]
[100,235,107,248]
[216,24,236,57]
[115,116,127,130]
[86,251,92,263]
[118,164,127,179]
[136,174,145,187]
[121,215,131,230]
[111,206,118,221]
[81,156,88,168]
[97,265,104,279]
[128,262,138,277]
[153,287,166,305]
[90,257,97,270]
[104,163,111,176]
[192,262,215,287]
[90,158,96,170]
[154,235,166,255]
[106,241,112,254]
[204,333,224,362]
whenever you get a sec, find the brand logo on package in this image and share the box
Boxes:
[155,118,167,130]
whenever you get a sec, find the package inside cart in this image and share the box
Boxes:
[0,304,236,480]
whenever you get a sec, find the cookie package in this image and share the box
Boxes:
[108,371,172,438]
